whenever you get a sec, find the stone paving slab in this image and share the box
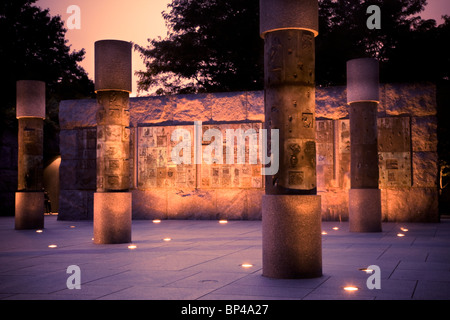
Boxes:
[0,216,449,300]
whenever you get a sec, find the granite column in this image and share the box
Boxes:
[93,40,132,244]
[260,0,322,278]
[347,58,382,232]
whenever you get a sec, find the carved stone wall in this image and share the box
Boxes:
[58,83,439,222]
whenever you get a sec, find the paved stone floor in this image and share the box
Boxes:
[0,216,450,300]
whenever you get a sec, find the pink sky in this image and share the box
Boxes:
[36,0,450,97]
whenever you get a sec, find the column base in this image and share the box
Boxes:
[262,194,322,279]
[15,192,45,230]
[94,192,132,244]
[349,188,382,232]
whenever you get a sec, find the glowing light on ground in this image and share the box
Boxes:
[359,268,374,273]
[397,233,405,237]
[400,227,408,232]
[48,244,57,248]
[153,219,161,224]
[343,286,359,292]
[219,220,228,224]
[36,230,43,233]
[163,237,172,242]
[240,263,253,268]
[128,244,137,249]
[321,231,327,235]
[332,227,339,230]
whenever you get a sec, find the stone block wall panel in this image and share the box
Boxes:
[58,83,439,222]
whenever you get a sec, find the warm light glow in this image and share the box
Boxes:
[163,237,172,241]
[48,244,57,248]
[359,268,373,273]
[70,226,76,228]
[332,227,339,230]
[128,244,137,249]
[153,219,161,224]
[343,286,359,292]
[400,227,408,232]
[36,229,43,233]
[240,263,253,268]
[219,220,228,224]
[397,233,405,237]
[321,231,328,235]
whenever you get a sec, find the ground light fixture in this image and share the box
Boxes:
[36,230,43,233]
[218,220,228,224]
[240,263,253,268]
[153,219,161,224]
[343,286,359,292]
[48,244,57,248]
[163,237,172,242]
[128,244,137,249]
[397,233,405,237]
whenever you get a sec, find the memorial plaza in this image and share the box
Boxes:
[1,215,449,300]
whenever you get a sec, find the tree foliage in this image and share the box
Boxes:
[136,0,449,95]
[0,0,94,132]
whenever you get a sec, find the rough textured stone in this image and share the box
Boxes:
[166,189,216,219]
[59,99,97,130]
[382,83,437,116]
[246,91,264,121]
[411,116,438,152]
[412,152,438,188]
[315,86,348,119]
[348,188,382,232]
[319,189,349,221]
[93,192,132,244]
[58,190,92,220]
[262,194,322,278]
[209,92,246,122]
[383,188,439,222]
[130,96,175,125]
[15,192,44,229]
[216,189,246,219]
[132,189,167,219]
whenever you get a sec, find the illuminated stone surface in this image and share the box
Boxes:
[348,189,382,232]
[260,0,322,279]
[57,84,439,222]
[16,80,45,119]
[93,40,132,244]
[15,80,45,230]
[347,58,382,232]
[93,192,131,244]
[262,195,322,278]
[14,192,44,230]
[94,40,132,93]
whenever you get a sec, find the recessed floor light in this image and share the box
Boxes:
[153,219,161,224]
[397,233,405,237]
[36,229,43,233]
[400,227,408,232]
[240,263,253,268]
[128,244,137,249]
[48,244,57,248]
[163,237,172,242]
[321,231,328,235]
[358,267,374,273]
[218,220,228,224]
[343,286,359,292]
[332,227,339,230]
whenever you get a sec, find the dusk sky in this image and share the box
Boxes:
[36,0,450,97]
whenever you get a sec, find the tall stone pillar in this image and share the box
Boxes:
[347,58,382,232]
[15,80,45,230]
[93,40,132,244]
[260,0,322,278]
